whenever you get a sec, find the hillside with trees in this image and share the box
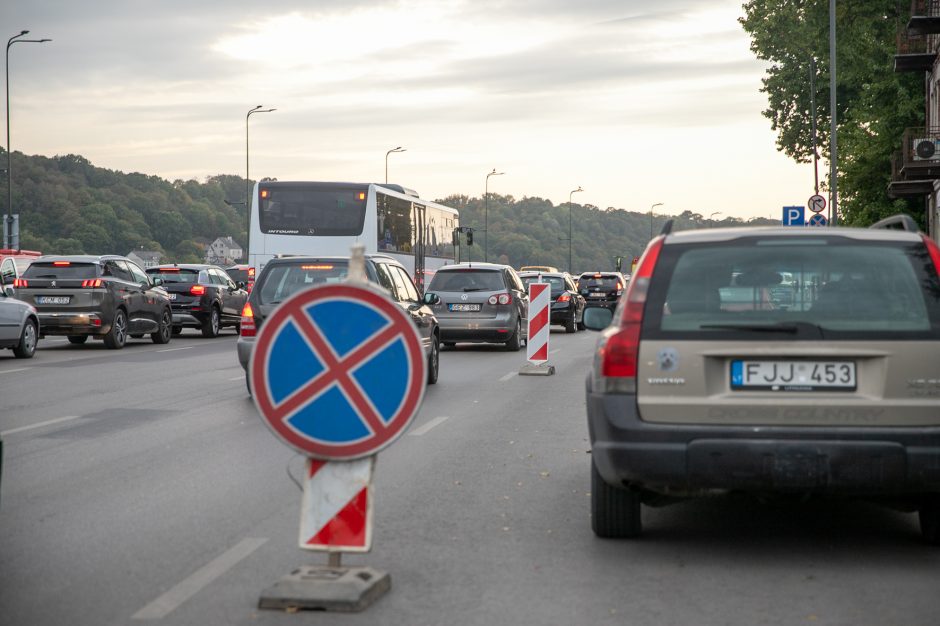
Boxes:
[2,149,771,270]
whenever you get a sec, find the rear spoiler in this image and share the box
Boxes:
[869,214,919,232]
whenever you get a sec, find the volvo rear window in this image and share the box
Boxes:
[428,270,505,292]
[23,262,98,280]
[645,237,940,337]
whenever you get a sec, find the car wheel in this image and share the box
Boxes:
[505,319,523,351]
[201,306,221,338]
[67,335,88,345]
[591,458,641,538]
[13,318,38,359]
[427,335,440,385]
[919,496,940,545]
[104,309,128,350]
[151,308,172,344]
[564,312,576,333]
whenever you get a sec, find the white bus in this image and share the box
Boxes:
[247,181,459,292]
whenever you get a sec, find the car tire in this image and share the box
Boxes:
[565,312,576,333]
[427,334,440,385]
[201,306,221,338]
[67,335,88,345]
[13,318,38,359]
[151,308,172,344]
[919,496,940,545]
[591,458,642,538]
[104,309,128,350]
[505,319,523,351]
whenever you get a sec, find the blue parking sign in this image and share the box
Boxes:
[783,206,805,226]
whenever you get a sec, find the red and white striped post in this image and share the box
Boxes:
[520,278,555,375]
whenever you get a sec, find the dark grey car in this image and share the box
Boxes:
[0,287,39,358]
[16,255,173,349]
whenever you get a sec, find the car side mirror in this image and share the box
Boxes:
[2,285,12,298]
[422,292,440,306]
[151,277,164,287]
[236,281,246,290]
[583,307,614,331]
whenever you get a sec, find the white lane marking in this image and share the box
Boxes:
[0,367,31,375]
[549,349,561,355]
[228,376,245,381]
[499,371,517,382]
[156,347,193,353]
[409,416,449,436]
[1,415,81,437]
[131,537,268,620]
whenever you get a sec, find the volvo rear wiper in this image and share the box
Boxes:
[699,321,825,336]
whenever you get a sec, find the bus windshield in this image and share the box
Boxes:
[259,185,367,236]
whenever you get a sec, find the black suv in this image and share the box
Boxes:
[518,271,585,333]
[583,216,940,543]
[237,254,441,393]
[16,255,172,348]
[578,271,627,311]
[146,264,248,337]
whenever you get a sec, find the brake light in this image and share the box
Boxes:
[190,285,206,296]
[488,293,512,305]
[13,278,27,288]
[599,237,664,382]
[81,279,103,288]
[248,267,256,277]
[556,293,571,303]
[240,303,256,337]
[53,261,71,266]
[922,234,940,278]
[615,281,623,296]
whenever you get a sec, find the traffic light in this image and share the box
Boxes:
[466,228,474,246]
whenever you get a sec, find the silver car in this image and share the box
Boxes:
[425,262,528,350]
[0,287,39,358]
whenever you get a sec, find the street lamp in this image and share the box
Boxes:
[5,30,51,249]
[568,186,583,273]
[385,146,405,184]
[245,105,275,261]
[484,168,504,262]
[649,202,663,241]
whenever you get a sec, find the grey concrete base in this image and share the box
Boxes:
[258,565,390,612]
[519,363,555,376]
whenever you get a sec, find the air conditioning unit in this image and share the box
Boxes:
[913,138,940,160]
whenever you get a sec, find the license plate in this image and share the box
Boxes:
[168,293,177,300]
[731,360,856,391]
[590,293,607,298]
[36,296,70,305]
[449,303,481,312]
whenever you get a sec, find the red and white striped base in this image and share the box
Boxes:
[300,457,374,552]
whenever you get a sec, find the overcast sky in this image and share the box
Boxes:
[1,0,812,220]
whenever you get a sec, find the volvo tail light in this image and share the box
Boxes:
[81,279,103,288]
[922,234,940,278]
[488,293,512,305]
[598,238,664,386]
[240,303,256,337]
[190,285,206,296]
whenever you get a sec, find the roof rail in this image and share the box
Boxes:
[659,219,675,236]
[869,214,919,232]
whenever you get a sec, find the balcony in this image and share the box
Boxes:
[895,29,937,71]
[908,1,940,35]
[888,152,935,198]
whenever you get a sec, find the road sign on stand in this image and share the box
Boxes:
[808,194,826,213]
[251,283,426,460]
[520,280,554,376]
[807,213,828,227]
[783,206,805,226]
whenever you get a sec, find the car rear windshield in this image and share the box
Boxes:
[23,262,98,280]
[644,236,940,338]
[147,269,202,283]
[428,270,505,292]
[227,268,250,283]
[257,262,350,304]
[520,275,566,292]
[581,276,620,290]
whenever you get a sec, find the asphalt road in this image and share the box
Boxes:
[1,328,939,625]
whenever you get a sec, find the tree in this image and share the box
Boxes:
[740,1,924,225]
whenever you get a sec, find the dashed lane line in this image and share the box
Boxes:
[156,346,193,353]
[131,537,268,620]
[0,367,31,375]
[409,416,449,436]
[1,415,81,437]
[499,371,517,382]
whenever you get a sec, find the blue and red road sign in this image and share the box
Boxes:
[251,283,426,460]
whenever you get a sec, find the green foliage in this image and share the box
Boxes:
[740,0,925,226]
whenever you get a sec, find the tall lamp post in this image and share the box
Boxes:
[649,202,663,241]
[568,186,583,273]
[5,30,51,250]
[484,168,504,262]
[245,105,275,261]
[385,146,405,184]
